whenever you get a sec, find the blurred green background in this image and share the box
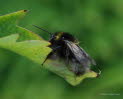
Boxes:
[0,0,123,99]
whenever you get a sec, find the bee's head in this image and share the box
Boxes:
[32,25,77,43]
[51,32,76,42]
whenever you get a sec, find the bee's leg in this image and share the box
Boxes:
[41,52,53,66]
[41,46,61,66]
[52,46,61,51]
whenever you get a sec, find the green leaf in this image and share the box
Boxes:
[0,10,51,65]
[0,10,42,40]
[0,34,51,64]
[44,59,97,86]
[0,10,97,86]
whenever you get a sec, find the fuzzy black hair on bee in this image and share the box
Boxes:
[33,25,99,76]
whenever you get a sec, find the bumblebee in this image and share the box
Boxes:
[34,25,97,76]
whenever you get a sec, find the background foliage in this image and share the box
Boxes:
[0,0,123,99]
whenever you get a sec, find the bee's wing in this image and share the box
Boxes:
[64,40,96,68]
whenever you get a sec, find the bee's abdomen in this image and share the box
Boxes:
[70,58,86,76]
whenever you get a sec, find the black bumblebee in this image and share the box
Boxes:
[34,25,97,76]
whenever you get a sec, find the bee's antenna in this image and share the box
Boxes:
[33,25,52,36]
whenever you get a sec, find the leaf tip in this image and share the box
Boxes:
[23,10,28,12]
[21,10,29,13]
